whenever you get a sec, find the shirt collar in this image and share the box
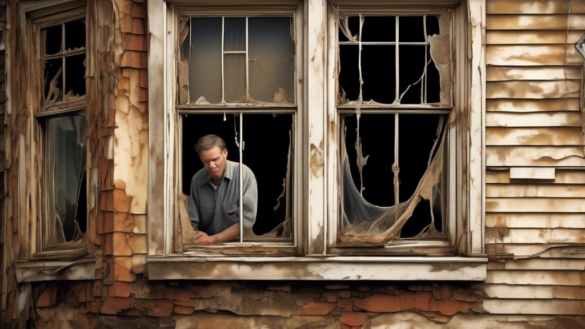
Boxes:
[199,159,234,187]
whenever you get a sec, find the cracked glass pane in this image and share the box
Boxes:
[45,115,87,247]
[189,18,222,103]
[224,54,246,102]
[224,18,246,52]
[248,17,294,103]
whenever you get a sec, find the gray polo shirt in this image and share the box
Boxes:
[188,160,258,235]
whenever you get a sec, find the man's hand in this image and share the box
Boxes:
[193,230,217,245]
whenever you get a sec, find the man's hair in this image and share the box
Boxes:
[194,134,227,154]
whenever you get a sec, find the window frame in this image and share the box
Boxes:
[14,0,95,282]
[147,0,487,281]
[327,8,456,254]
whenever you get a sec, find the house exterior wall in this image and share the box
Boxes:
[0,0,584,328]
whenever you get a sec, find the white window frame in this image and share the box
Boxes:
[147,0,487,281]
[14,0,95,283]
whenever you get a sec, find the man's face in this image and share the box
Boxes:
[199,146,228,181]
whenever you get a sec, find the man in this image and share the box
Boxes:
[188,134,258,244]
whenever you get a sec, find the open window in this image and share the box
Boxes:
[167,7,303,255]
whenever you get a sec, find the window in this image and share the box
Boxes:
[147,0,487,280]
[332,13,453,251]
[14,1,95,282]
[38,18,88,252]
[178,16,297,245]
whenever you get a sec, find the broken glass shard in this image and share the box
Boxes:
[189,18,222,103]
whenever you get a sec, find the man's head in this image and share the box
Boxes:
[194,134,228,183]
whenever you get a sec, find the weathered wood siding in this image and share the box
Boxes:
[484,0,585,315]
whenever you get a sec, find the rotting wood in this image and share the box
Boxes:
[486,112,582,127]
[486,66,582,81]
[486,81,580,99]
[481,284,585,300]
[486,127,584,146]
[487,99,580,112]
[487,0,585,14]
[487,45,582,66]
[486,31,584,45]
[486,270,585,286]
[485,227,585,244]
[483,299,585,315]
[486,146,585,167]
[486,213,585,229]
[486,259,585,271]
[486,197,585,213]
[487,14,585,31]
[487,184,585,198]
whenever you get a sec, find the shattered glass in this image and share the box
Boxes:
[45,115,87,247]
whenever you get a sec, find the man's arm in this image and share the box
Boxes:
[194,223,239,244]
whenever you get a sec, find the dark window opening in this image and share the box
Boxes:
[341,113,447,241]
[182,113,294,240]
[338,15,441,105]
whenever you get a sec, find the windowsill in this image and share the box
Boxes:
[14,258,95,282]
[146,255,487,281]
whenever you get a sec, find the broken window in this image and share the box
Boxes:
[41,19,86,109]
[337,14,452,246]
[37,16,88,251]
[43,114,87,248]
[177,15,296,246]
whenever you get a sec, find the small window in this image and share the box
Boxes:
[37,17,88,252]
[336,14,452,247]
[176,15,297,247]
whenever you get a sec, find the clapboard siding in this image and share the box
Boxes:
[487,31,584,45]
[484,2,585,316]
[487,99,580,112]
[486,127,584,146]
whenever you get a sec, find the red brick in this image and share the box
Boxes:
[100,297,133,314]
[79,283,89,302]
[339,290,351,298]
[452,287,471,301]
[36,286,57,307]
[323,291,338,303]
[111,282,132,298]
[174,306,194,315]
[132,19,145,34]
[326,284,350,290]
[414,292,432,311]
[460,302,470,313]
[131,3,146,17]
[342,325,351,329]
[93,281,102,297]
[139,70,148,88]
[298,302,336,316]
[164,286,194,302]
[132,279,164,299]
[337,299,353,312]
[134,299,174,317]
[432,286,441,300]
[354,294,400,313]
[399,292,416,310]
[438,299,462,316]
[87,301,102,314]
[121,309,143,316]
[440,285,452,300]
[340,312,368,327]
[175,299,198,307]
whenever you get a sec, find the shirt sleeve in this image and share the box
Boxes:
[187,178,200,230]
[242,167,258,228]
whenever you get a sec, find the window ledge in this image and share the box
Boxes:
[146,256,487,281]
[15,258,95,282]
